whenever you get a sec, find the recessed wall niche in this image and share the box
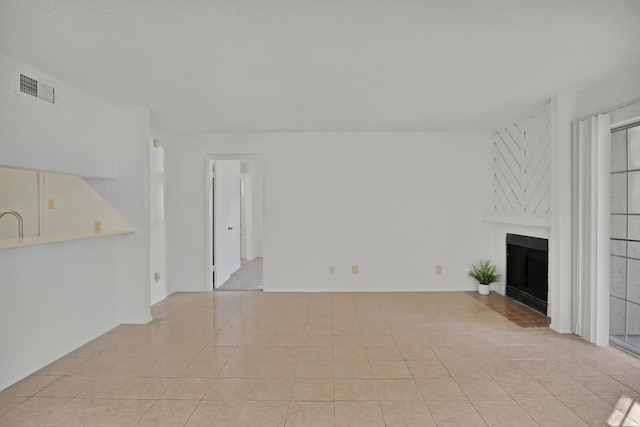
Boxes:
[0,167,130,241]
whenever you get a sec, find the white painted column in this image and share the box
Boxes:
[594,114,611,346]
[549,93,575,333]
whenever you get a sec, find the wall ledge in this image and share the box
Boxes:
[483,214,551,228]
[0,229,132,250]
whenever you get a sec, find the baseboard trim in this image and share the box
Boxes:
[265,287,477,293]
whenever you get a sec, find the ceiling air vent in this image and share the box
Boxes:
[17,72,56,105]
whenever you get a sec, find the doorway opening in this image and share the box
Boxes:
[205,156,264,291]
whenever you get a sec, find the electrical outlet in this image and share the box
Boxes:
[329,266,335,274]
[47,198,55,209]
[94,220,102,233]
[352,265,358,275]
[435,265,442,275]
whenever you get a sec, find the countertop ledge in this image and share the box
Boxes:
[0,229,133,250]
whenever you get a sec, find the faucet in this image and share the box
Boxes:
[0,210,24,239]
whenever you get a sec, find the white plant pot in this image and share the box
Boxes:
[478,283,490,296]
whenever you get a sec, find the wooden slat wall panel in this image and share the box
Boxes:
[492,107,551,216]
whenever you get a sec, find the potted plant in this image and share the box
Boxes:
[469,260,501,296]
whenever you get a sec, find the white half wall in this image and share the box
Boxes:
[165,132,494,293]
[0,237,121,391]
[0,52,151,390]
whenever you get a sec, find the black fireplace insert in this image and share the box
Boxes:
[506,234,549,315]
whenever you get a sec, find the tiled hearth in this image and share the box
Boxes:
[465,291,551,328]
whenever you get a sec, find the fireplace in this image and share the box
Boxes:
[506,234,549,315]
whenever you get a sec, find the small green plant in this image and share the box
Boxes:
[469,260,501,285]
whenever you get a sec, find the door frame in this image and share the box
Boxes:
[240,173,247,260]
[204,154,265,291]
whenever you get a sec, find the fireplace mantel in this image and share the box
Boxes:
[483,214,551,228]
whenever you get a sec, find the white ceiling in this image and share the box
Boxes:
[1,0,639,133]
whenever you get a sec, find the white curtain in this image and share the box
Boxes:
[571,114,610,346]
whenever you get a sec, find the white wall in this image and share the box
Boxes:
[241,173,253,260]
[0,52,117,179]
[572,62,640,121]
[0,52,151,390]
[247,161,264,259]
[149,128,168,305]
[240,164,264,261]
[165,132,494,293]
[89,106,151,324]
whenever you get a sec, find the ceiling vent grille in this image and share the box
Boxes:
[19,74,38,97]
[17,72,56,105]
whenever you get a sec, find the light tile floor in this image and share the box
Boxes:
[2,291,640,426]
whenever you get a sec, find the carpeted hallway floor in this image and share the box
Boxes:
[217,258,263,291]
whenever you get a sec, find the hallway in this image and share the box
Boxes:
[217,258,263,291]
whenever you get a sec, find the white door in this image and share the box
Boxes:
[214,160,241,287]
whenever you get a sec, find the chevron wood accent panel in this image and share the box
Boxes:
[492,108,551,216]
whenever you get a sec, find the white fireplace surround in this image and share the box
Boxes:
[486,93,640,346]
[484,98,598,341]
[485,105,559,332]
